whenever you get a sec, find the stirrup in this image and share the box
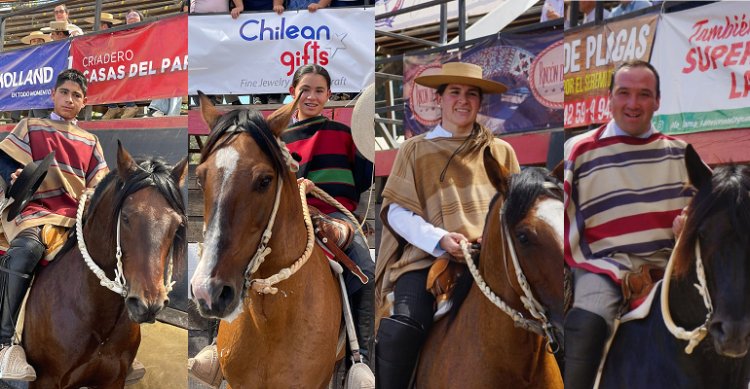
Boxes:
[0,344,36,381]
[124,358,146,386]
[188,344,222,388]
[345,362,375,389]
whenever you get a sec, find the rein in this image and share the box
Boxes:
[660,238,713,354]
[459,181,561,352]
[76,190,175,297]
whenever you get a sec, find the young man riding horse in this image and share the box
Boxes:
[0,69,110,381]
[375,62,520,388]
[563,60,701,389]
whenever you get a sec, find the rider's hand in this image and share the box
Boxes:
[439,232,469,258]
[672,206,688,237]
[10,168,22,185]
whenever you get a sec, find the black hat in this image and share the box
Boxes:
[5,152,55,221]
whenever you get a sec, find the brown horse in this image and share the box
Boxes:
[415,149,564,388]
[190,94,341,388]
[22,143,187,388]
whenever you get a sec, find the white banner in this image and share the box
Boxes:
[189,8,374,94]
[650,2,750,134]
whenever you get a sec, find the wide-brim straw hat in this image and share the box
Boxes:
[350,83,375,162]
[83,12,123,25]
[414,62,508,94]
[40,21,76,32]
[21,31,52,45]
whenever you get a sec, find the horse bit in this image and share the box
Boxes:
[460,180,562,354]
[76,189,175,297]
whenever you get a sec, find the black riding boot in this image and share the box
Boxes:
[351,279,375,365]
[375,316,426,389]
[564,308,609,389]
[0,228,45,344]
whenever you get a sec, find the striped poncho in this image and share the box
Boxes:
[563,124,693,283]
[0,118,108,245]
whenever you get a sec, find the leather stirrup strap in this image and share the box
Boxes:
[315,228,369,284]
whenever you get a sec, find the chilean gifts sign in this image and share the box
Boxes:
[564,13,658,128]
[404,31,563,137]
[651,1,750,134]
[0,40,70,110]
[70,14,187,105]
[188,8,374,94]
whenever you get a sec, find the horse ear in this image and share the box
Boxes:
[266,93,301,137]
[198,90,222,131]
[171,157,188,187]
[685,144,712,189]
[483,146,510,197]
[116,140,138,180]
[551,160,564,183]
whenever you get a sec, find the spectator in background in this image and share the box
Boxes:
[102,10,144,120]
[192,0,243,17]
[52,4,83,36]
[541,0,563,22]
[275,0,330,14]
[609,0,652,18]
[19,31,50,46]
[579,0,610,24]
[41,21,75,41]
[82,12,122,30]
[330,0,364,7]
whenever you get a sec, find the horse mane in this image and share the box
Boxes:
[673,164,750,277]
[448,167,562,324]
[59,158,188,275]
[199,108,288,177]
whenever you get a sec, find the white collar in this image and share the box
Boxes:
[600,120,654,139]
[426,124,455,139]
[50,111,77,125]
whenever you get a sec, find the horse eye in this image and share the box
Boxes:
[256,175,273,191]
[122,214,130,225]
[516,231,530,245]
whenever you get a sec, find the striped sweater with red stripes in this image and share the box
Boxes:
[281,116,373,214]
[563,124,693,283]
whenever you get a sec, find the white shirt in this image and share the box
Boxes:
[600,119,654,140]
[387,124,455,257]
[540,0,564,22]
[50,111,77,125]
[583,8,610,24]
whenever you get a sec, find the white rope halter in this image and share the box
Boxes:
[459,182,562,351]
[76,190,175,297]
[660,239,713,354]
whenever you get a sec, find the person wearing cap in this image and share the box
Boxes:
[374,61,519,388]
[40,21,75,41]
[83,12,122,30]
[563,60,697,388]
[52,4,83,36]
[0,69,109,381]
[187,64,376,388]
[20,31,51,46]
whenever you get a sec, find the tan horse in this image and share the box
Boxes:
[190,94,341,388]
[415,150,564,388]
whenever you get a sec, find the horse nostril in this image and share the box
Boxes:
[126,297,147,316]
[710,321,726,339]
[164,298,170,307]
[218,284,235,309]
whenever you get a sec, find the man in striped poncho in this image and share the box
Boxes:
[563,60,696,389]
[0,69,109,381]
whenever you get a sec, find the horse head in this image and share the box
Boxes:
[672,147,750,358]
[483,149,565,344]
[86,143,187,323]
[190,92,299,320]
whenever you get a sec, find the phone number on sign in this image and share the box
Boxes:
[564,96,611,128]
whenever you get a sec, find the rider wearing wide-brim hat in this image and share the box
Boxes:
[40,21,77,41]
[83,12,123,29]
[374,61,520,389]
[20,31,51,46]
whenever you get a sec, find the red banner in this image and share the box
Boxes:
[70,15,187,105]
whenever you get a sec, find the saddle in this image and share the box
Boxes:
[426,256,464,319]
[622,264,664,310]
[309,206,368,284]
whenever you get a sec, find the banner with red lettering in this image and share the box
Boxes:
[404,31,563,136]
[188,8,374,94]
[70,14,187,105]
[563,13,658,128]
[651,2,750,134]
